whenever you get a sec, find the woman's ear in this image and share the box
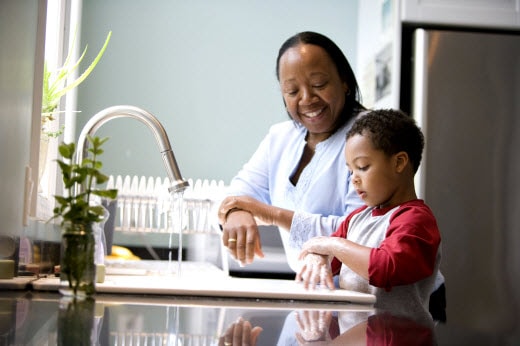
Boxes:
[343,82,349,94]
[394,151,409,173]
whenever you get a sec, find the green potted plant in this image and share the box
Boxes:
[51,135,117,298]
[39,31,111,184]
[41,31,112,138]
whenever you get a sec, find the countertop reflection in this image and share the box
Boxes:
[0,291,439,345]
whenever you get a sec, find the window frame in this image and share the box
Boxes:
[36,0,82,220]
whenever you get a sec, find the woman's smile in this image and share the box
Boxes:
[300,106,326,119]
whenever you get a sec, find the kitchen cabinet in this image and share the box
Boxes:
[356,0,520,110]
[401,0,520,29]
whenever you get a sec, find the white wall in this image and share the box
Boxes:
[0,0,45,237]
[75,0,359,182]
[356,0,401,110]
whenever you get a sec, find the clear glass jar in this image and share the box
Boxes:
[59,222,96,298]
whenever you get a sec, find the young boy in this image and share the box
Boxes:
[296,109,441,323]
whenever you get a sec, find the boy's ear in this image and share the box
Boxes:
[394,151,409,173]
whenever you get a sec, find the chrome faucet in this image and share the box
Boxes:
[76,105,189,193]
[76,106,189,274]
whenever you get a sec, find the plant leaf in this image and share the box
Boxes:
[58,142,75,159]
[51,136,118,228]
[55,31,112,99]
[92,189,118,199]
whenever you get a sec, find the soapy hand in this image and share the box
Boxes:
[296,253,334,290]
[295,310,333,344]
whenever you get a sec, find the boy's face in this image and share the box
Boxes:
[345,133,399,208]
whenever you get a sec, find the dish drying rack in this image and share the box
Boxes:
[107,176,227,234]
[105,175,229,276]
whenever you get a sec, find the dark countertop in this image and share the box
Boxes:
[0,290,445,345]
[2,283,520,345]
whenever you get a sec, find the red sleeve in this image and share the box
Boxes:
[330,206,367,275]
[366,313,434,346]
[368,202,441,290]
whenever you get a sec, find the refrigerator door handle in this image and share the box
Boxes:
[412,29,428,199]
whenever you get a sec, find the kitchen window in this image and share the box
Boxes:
[37,0,81,220]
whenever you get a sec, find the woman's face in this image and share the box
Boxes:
[278,44,348,138]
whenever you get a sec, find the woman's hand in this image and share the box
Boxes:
[296,253,334,290]
[218,195,293,265]
[218,196,276,226]
[219,203,264,266]
[218,317,263,346]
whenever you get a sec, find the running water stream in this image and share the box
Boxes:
[168,190,185,276]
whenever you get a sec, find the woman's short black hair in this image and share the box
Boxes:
[347,109,425,173]
[276,31,364,126]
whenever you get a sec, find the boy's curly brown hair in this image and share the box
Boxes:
[347,109,424,173]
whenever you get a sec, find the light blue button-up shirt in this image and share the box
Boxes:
[228,119,363,271]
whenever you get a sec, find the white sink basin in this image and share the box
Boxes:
[31,260,376,305]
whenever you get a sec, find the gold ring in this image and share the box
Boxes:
[224,342,232,346]
[228,238,237,242]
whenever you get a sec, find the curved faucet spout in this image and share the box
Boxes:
[76,105,189,193]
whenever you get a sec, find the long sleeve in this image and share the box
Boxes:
[227,120,363,272]
[227,127,273,204]
[333,201,440,291]
[368,203,441,290]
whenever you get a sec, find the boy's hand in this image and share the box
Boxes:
[295,310,333,343]
[296,253,334,290]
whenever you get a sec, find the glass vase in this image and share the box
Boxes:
[58,297,96,344]
[59,222,96,298]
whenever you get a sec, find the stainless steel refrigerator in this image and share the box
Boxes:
[400,26,520,343]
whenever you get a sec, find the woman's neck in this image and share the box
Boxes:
[305,131,333,150]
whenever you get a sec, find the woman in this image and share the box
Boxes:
[218,31,365,270]
[218,32,446,322]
